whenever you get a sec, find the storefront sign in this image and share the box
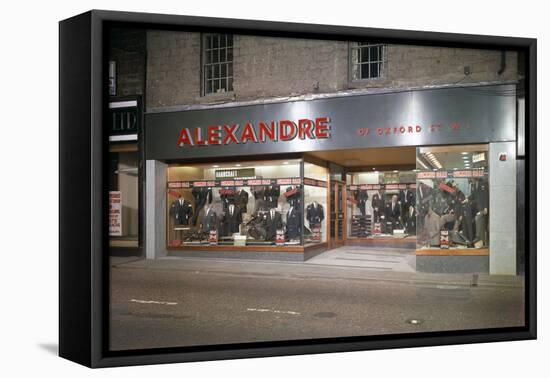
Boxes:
[176,117,331,147]
[145,84,516,160]
[109,191,122,236]
[215,168,255,179]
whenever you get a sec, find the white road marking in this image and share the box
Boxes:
[246,307,301,315]
[130,299,178,306]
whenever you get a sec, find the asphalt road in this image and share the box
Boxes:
[109,260,525,351]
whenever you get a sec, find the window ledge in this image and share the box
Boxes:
[196,92,236,104]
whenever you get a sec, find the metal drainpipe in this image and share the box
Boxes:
[497,51,506,75]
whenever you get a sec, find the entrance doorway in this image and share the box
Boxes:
[329,181,346,248]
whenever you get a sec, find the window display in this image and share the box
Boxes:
[416,145,489,249]
[303,162,329,245]
[346,170,416,238]
[166,159,315,247]
[108,147,140,248]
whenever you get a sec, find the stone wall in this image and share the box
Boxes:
[144,30,518,112]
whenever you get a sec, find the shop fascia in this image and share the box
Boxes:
[177,117,331,146]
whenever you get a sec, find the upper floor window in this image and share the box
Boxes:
[203,34,233,95]
[350,42,386,81]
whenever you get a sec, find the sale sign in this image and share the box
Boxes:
[109,191,122,236]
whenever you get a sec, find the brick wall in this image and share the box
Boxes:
[145,30,518,111]
[108,27,146,97]
[146,30,202,109]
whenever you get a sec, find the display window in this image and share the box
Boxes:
[108,146,140,248]
[415,145,489,250]
[303,162,329,245]
[166,159,318,247]
[346,170,416,239]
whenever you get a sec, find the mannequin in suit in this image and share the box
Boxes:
[222,203,242,236]
[306,201,325,228]
[385,195,402,229]
[192,187,213,226]
[234,188,249,213]
[285,206,302,240]
[264,208,283,241]
[355,190,369,216]
[200,206,218,233]
[169,195,193,226]
[371,191,384,222]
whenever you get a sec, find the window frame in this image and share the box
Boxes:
[348,42,388,82]
[201,33,234,96]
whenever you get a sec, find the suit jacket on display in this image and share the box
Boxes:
[223,205,242,236]
[306,202,324,227]
[264,209,283,241]
[286,206,302,240]
[399,189,416,208]
[371,193,384,210]
[234,189,249,213]
[264,185,281,209]
[169,198,193,226]
[385,201,401,221]
[192,187,213,225]
[201,208,218,233]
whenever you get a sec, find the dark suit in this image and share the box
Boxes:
[355,190,369,216]
[192,187,213,225]
[306,202,324,227]
[201,208,218,232]
[385,201,402,230]
[264,185,280,209]
[285,207,302,240]
[371,193,384,222]
[234,189,249,213]
[264,210,283,241]
[222,205,242,236]
[170,198,193,226]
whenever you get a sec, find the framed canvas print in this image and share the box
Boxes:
[59,10,536,368]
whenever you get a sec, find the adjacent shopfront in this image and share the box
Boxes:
[143,83,518,275]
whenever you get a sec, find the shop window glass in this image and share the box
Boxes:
[109,149,139,248]
[166,159,305,247]
[416,145,489,250]
[346,169,416,238]
[303,162,329,245]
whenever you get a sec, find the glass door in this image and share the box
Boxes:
[330,181,345,247]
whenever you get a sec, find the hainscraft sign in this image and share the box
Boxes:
[176,117,331,146]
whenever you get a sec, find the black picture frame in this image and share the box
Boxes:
[59,9,537,368]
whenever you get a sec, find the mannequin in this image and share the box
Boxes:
[200,205,218,233]
[355,189,369,216]
[371,191,384,222]
[191,187,213,226]
[306,201,325,228]
[169,195,193,226]
[284,185,301,208]
[264,208,283,241]
[285,205,302,240]
[222,203,242,236]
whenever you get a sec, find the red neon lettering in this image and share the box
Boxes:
[241,123,259,143]
[223,124,240,144]
[194,128,206,145]
[314,117,331,139]
[177,128,193,146]
[279,120,298,141]
[298,119,315,139]
[416,125,422,133]
[259,121,277,142]
[207,125,222,145]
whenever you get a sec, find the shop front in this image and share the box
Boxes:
[144,83,518,274]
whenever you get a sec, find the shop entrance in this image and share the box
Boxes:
[329,181,346,248]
